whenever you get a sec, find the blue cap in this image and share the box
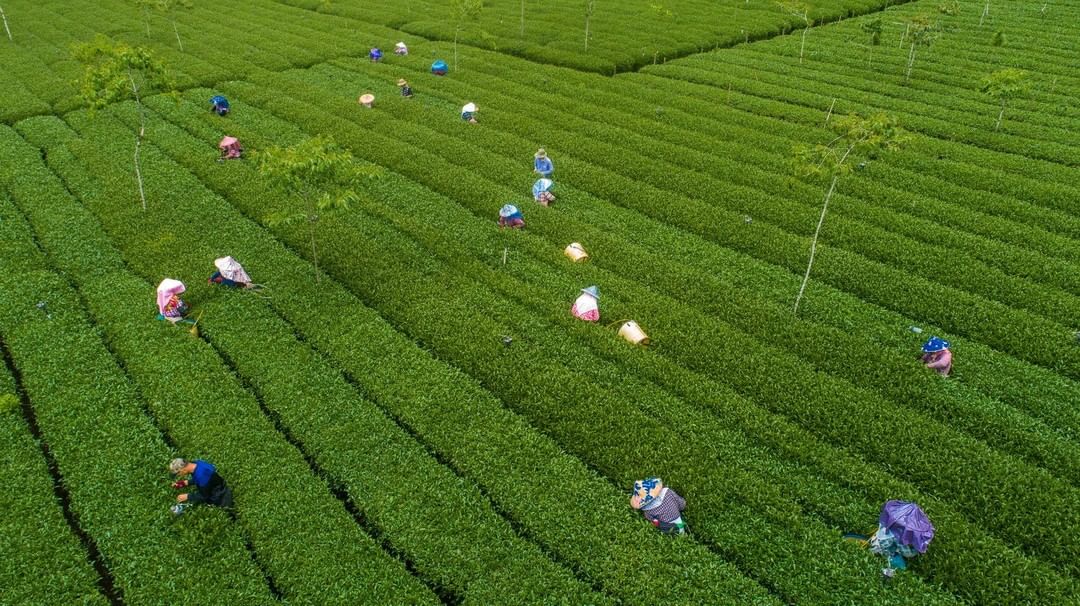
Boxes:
[499,204,519,218]
[922,336,950,353]
[580,285,599,299]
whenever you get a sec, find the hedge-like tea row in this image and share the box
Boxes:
[286,58,1080,473]
[117,94,960,606]
[0,325,110,606]
[26,108,779,605]
[204,77,1080,585]
[244,62,1080,471]
[273,0,915,73]
[131,89,1074,603]
[6,120,443,606]
[0,271,277,605]
[7,111,615,604]
[443,53,1080,281]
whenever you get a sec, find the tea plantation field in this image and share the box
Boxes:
[0,0,1077,603]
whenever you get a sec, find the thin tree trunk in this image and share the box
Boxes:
[0,6,12,41]
[128,70,147,211]
[980,1,988,25]
[453,29,459,70]
[172,19,183,51]
[824,97,836,126]
[584,13,590,51]
[794,175,838,315]
[143,7,151,38]
[995,100,1005,130]
[309,219,320,283]
[799,26,807,64]
[905,42,916,80]
[520,0,525,36]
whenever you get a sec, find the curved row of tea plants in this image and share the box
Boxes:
[0,292,110,606]
[2,122,443,606]
[12,107,781,604]
[131,85,1076,601]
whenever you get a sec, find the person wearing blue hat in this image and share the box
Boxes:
[630,477,687,534]
[498,204,524,229]
[533,148,553,177]
[921,336,952,377]
[210,95,230,116]
[431,59,448,75]
[369,47,383,62]
[532,178,555,206]
[572,286,600,322]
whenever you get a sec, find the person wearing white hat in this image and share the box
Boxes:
[156,278,189,323]
[208,256,255,289]
[394,41,408,56]
[533,148,553,177]
[630,477,687,534]
[532,178,555,206]
[571,286,600,322]
[498,204,524,229]
[461,102,478,123]
[397,78,413,98]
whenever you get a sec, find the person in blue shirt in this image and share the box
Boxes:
[533,148,553,177]
[169,458,234,514]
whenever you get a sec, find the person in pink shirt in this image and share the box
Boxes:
[921,336,952,377]
[571,286,600,322]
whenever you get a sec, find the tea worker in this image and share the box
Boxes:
[921,336,952,377]
[156,279,189,323]
[208,256,256,289]
[169,458,234,515]
[461,102,478,123]
[630,477,687,534]
[498,204,524,229]
[571,286,600,322]
[533,148,553,177]
[431,59,448,76]
[394,41,408,56]
[397,79,413,98]
[209,95,230,116]
[369,47,383,62]
[532,178,555,206]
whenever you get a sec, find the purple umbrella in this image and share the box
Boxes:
[879,500,935,554]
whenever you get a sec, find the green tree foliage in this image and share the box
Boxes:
[980,68,1031,130]
[860,17,882,66]
[135,0,193,51]
[902,13,941,81]
[260,136,381,282]
[72,34,172,210]
[791,112,908,314]
[450,0,483,70]
[777,0,813,64]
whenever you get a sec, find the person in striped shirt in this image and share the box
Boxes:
[631,477,687,534]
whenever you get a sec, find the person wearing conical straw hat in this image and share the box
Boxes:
[920,336,952,377]
[571,285,600,322]
[498,204,524,229]
[532,177,555,206]
[209,256,256,289]
[630,477,687,535]
[394,41,408,56]
[461,102,478,123]
[533,148,553,177]
[397,78,413,98]
[156,278,189,323]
